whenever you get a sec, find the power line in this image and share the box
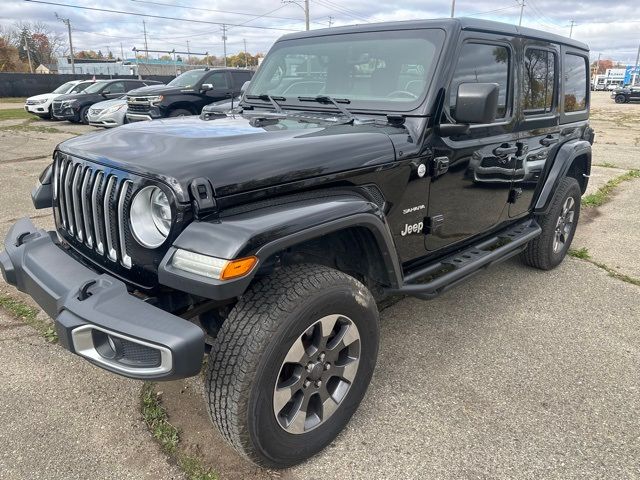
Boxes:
[23,0,302,32]
[464,4,521,17]
[314,0,370,23]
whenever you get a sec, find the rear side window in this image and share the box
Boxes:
[563,53,588,112]
[450,43,510,119]
[523,49,556,115]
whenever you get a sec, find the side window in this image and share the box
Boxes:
[206,72,229,89]
[107,82,125,94]
[71,83,86,93]
[450,43,510,119]
[523,48,556,115]
[563,53,588,112]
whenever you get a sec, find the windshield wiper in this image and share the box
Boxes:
[297,96,354,121]
[245,94,285,112]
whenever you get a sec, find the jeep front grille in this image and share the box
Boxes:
[53,154,133,269]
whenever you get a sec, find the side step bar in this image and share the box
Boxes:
[387,219,541,300]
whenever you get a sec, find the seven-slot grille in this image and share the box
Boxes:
[53,154,133,269]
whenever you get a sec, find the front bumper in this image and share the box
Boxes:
[0,218,205,380]
[25,104,49,114]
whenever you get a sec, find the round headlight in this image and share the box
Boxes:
[130,186,172,248]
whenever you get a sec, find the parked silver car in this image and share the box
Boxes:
[87,96,128,128]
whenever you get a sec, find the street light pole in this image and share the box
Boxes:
[450,0,455,18]
[222,24,227,67]
[304,0,310,31]
[519,0,525,27]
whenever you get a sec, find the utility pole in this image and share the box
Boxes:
[222,24,227,67]
[142,20,149,60]
[518,0,525,27]
[633,41,640,85]
[23,38,34,73]
[120,42,124,61]
[186,40,191,64]
[243,38,248,68]
[328,16,333,27]
[450,0,455,18]
[569,20,576,38]
[56,13,75,74]
[304,0,310,31]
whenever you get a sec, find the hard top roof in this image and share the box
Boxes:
[278,17,589,51]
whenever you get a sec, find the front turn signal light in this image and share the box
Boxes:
[171,249,257,281]
[221,256,258,280]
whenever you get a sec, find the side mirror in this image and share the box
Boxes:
[241,80,250,92]
[453,82,499,124]
[201,83,214,92]
[102,90,110,96]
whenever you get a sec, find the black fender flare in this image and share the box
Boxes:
[534,139,591,214]
[158,193,402,300]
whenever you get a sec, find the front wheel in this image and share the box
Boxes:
[615,94,627,104]
[521,176,581,270]
[168,108,192,117]
[205,264,379,468]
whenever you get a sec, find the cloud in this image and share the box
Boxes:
[1,0,638,62]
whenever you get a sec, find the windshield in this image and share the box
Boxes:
[246,29,444,112]
[53,82,76,94]
[168,70,205,88]
[82,82,107,94]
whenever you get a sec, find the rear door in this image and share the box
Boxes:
[425,33,517,251]
[103,81,126,99]
[508,41,560,217]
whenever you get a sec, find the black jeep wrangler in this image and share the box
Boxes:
[126,67,253,121]
[1,18,592,468]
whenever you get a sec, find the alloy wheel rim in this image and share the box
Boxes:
[273,314,361,435]
[553,196,575,253]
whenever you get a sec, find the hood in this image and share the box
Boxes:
[127,84,186,96]
[55,92,98,102]
[91,97,127,109]
[28,93,58,101]
[58,114,399,201]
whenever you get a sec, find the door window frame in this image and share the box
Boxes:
[204,71,230,90]
[521,45,559,120]
[444,35,515,130]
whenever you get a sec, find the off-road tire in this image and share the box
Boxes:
[168,108,192,117]
[205,264,379,468]
[521,176,581,270]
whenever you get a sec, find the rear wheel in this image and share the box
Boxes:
[205,264,379,468]
[521,176,581,270]
[168,108,192,117]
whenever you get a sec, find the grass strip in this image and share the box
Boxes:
[0,97,27,103]
[582,169,640,207]
[141,383,218,480]
[0,293,58,342]
[0,108,34,121]
[568,248,640,287]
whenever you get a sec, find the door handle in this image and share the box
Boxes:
[540,135,559,147]
[493,144,518,156]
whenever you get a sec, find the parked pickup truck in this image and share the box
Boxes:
[2,18,592,469]
[126,68,253,121]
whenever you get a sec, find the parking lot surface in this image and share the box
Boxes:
[0,92,638,479]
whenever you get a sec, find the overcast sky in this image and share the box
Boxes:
[1,0,638,63]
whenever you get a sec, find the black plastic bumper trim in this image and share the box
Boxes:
[1,218,205,381]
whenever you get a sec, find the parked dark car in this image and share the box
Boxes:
[52,79,162,123]
[126,68,252,122]
[3,18,593,469]
[612,85,640,103]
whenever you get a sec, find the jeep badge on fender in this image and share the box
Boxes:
[1,18,592,469]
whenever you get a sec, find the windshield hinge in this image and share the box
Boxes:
[189,178,217,218]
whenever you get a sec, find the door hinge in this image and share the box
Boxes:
[508,188,523,204]
[425,214,445,234]
[430,156,449,177]
[189,177,217,218]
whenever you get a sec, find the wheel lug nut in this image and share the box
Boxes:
[315,380,322,388]
[324,363,331,370]
[303,380,311,388]
[319,352,325,361]
[306,363,314,372]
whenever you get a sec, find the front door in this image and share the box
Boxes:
[425,36,517,251]
[203,71,233,102]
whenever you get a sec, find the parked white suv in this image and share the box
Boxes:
[24,80,94,119]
